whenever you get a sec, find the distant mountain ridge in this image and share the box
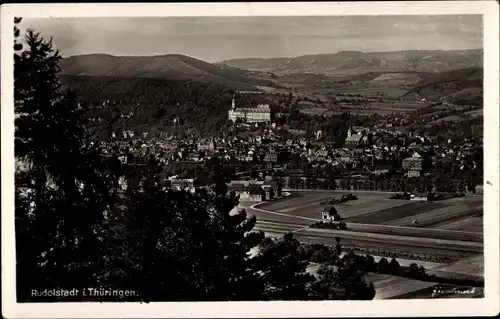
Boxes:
[218,49,483,74]
[406,67,483,104]
[59,53,275,90]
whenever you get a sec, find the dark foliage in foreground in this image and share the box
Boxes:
[14,26,376,302]
[14,22,116,302]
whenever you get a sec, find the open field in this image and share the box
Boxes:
[247,203,482,243]
[246,192,483,261]
[430,216,483,233]
[345,201,447,224]
[428,255,484,279]
[367,273,484,299]
[428,115,465,124]
[258,191,410,220]
[320,99,429,116]
[256,192,483,233]
[371,73,423,84]
[366,273,439,300]
[330,84,409,98]
[295,227,481,252]
[298,107,329,115]
[383,204,483,230]
[347,223,483,243]
[253,222,482,261]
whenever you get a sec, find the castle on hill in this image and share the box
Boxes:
[228,93,271,123]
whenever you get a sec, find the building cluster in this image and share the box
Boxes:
[228,94,271,123]
[98,89,482,203]
[101,116,481,187]
[228,178,281,202]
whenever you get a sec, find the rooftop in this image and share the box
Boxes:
[345,134,363,143]
[322,205,337,215]
[231,107,271,113]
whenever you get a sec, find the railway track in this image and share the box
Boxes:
[254,221,482,258]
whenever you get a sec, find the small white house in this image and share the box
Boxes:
[321,205,340,221]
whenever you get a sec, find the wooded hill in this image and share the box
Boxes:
[60,75,234,135]
[219,49,483,74]
[60,53,276,90]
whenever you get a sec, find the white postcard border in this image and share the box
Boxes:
[1,2,499,318]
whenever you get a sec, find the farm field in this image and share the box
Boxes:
[368,273,483,299]
[430,216,483,233]
[371,73,423,84]
[348,223,483,243]
[428,115,465,124]
[256,192,483,233]
[258,191,410,220]
[345,201,448,224]
[383,203,483,229]
[428,255,484,279]
[366,273,438,300]
[298,107,329,115]
[248,191,484,300]
[236,201,314,226]
[331,85,408,98]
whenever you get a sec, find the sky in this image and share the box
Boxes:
[21,15,483,63]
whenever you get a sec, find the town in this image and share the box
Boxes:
[98,91,483,203]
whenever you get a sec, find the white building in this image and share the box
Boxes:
[228,95,271,123]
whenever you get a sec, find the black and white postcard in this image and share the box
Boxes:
[1,2,499,318]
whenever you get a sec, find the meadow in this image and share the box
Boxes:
[257,192,483,234]
[427,255,484,279]
[366,273,438,299]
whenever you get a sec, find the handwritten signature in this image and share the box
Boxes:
[432,286,476,298]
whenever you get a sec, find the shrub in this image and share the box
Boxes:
[378,258,389,273]
[388,258,400,274]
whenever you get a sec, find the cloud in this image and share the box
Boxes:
[21,15,483,62]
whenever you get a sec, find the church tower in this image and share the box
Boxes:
[231,94,236,110]
[347,115,353,138]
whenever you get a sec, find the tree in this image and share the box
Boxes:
[418,265,427,277]
[306,176,319,189]
[339,179,347,190]
[408,263,426,278]
[112,161,266,301]
[15,26,116,301]
[251,233,315,300]
[388,258,400,274]
[334,236,342,257]
[365,254,377,272]
[378,258,389,273]
[319,178,331,190]
[309,250,375,300]
[248,183,264,196]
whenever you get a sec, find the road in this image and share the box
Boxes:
[238,201,483,259]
